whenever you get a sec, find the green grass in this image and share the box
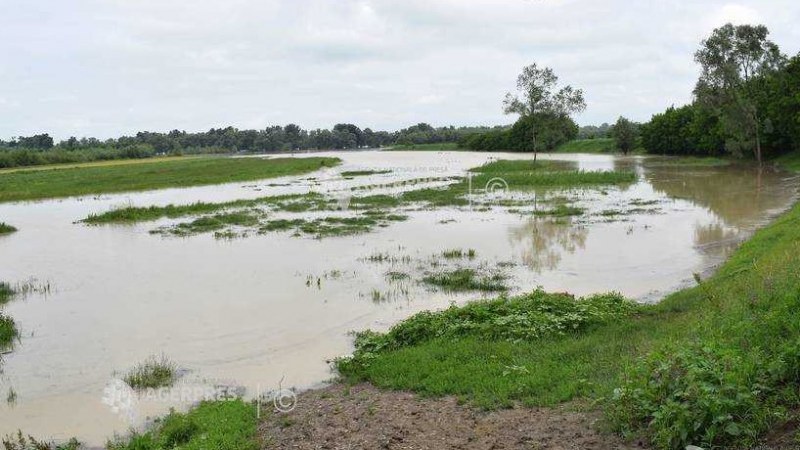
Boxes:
[441,248,477,259]
[0,156,340,202]
[421,268,508,292]
[0,282,18,348]
[774,151,800,171]
[0,222,16,234]
[123,355,177,390]
[555,138,617,153]
[533,204,585,217]
[334,176,800,449]
[341,170,391,177]
[643,156,731,167]
[107,399,257,450]
[388,142,462,151]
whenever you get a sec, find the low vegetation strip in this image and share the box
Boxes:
[107,399,258,450]
[333,190,800,448]
[0,222,17,234]
[0,282,18,348]
[0,156,340,203]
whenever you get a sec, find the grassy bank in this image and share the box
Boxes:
[387,142,462,151]
[0,156,340,203]
[555,138,615,153]
[335,177,800,449]
[107,400,258,450]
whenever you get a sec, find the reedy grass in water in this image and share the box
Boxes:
[123,355,178,390]
[0,222,17,234]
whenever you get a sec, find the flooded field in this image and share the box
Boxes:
[0,151,797,444]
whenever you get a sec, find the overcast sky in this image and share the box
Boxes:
[1,0,799,140]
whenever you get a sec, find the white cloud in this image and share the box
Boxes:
[0,0,798,140]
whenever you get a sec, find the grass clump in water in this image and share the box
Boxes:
[341,170,391,177]
[441,249,477,259]
[0,222,16,234]
[422,268,507,292]
[160,212,260,236]
[0,314,17,349]
[123,355,178,390]
[107,399,257,450]
[533,204,584,217]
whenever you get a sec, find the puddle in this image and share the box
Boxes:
[0,151,797,444]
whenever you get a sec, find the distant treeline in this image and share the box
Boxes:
[459,113,578,152]
[0,122,495,168]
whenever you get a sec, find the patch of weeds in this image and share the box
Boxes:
[441,249,477,259]
[106,399,257,450]
[0,313,17,348]
[123,355,177,390]
[422,268,508,292]
[0,222,17,234]
[158,212,260,236]
[385,271,411,281]
[0,282,14,305]
[533,204,584,217]
[6,387,16,405]
[341,170,391,177]
[1,432,81,450]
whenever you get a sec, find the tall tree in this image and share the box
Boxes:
[612,116,638,155]
[694,23,785,165]
[503,64,586,161]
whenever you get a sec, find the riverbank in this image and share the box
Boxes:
[0,156,340,202]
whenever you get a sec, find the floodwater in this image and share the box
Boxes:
[0,151,797,445]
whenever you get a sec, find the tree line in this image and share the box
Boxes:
[0,122,496,168]
[637,23,800,162]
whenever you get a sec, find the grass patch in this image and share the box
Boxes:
[422,268,508,292]
[441,249,477,259]
[388,142,462,151]
[341,170,391,177]
[157,212,261,236]
[643,156,731,167]
[258,212,408,239]
[774,151,800,172]
[0,314,17,349]
[123,355,177,390]
[0,222,16,234]
[0,282,14,305]
[533,204,584,217]
[554,138,617,153]
[107,399,257,450]
[0,156,340,202]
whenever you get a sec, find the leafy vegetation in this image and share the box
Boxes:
[641,24,800,163]
[0,222,17,234]
[107,400,257,450]
[0,157,340,202]
[0,122,495,169]
[421,268,508,292]
[123,355,177,390]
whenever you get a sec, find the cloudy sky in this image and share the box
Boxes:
[1,0,799,140]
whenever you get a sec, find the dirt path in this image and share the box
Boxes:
[259,383,645,449]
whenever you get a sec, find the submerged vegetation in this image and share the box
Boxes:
[0,282,18,348]
[422,268,508,292]
[0,222,17,234]
[0,156,340,202]
[1,432,81,450]
[123,355,178,390]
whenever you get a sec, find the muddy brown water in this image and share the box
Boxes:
[0,151,797,444]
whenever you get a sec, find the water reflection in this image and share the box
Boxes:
[509,217,588,273]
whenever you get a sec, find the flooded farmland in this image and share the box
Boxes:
[0,151,797,444]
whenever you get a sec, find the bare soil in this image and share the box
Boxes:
[260,383,647,449]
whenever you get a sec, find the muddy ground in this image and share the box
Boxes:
[259,383,646,450]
